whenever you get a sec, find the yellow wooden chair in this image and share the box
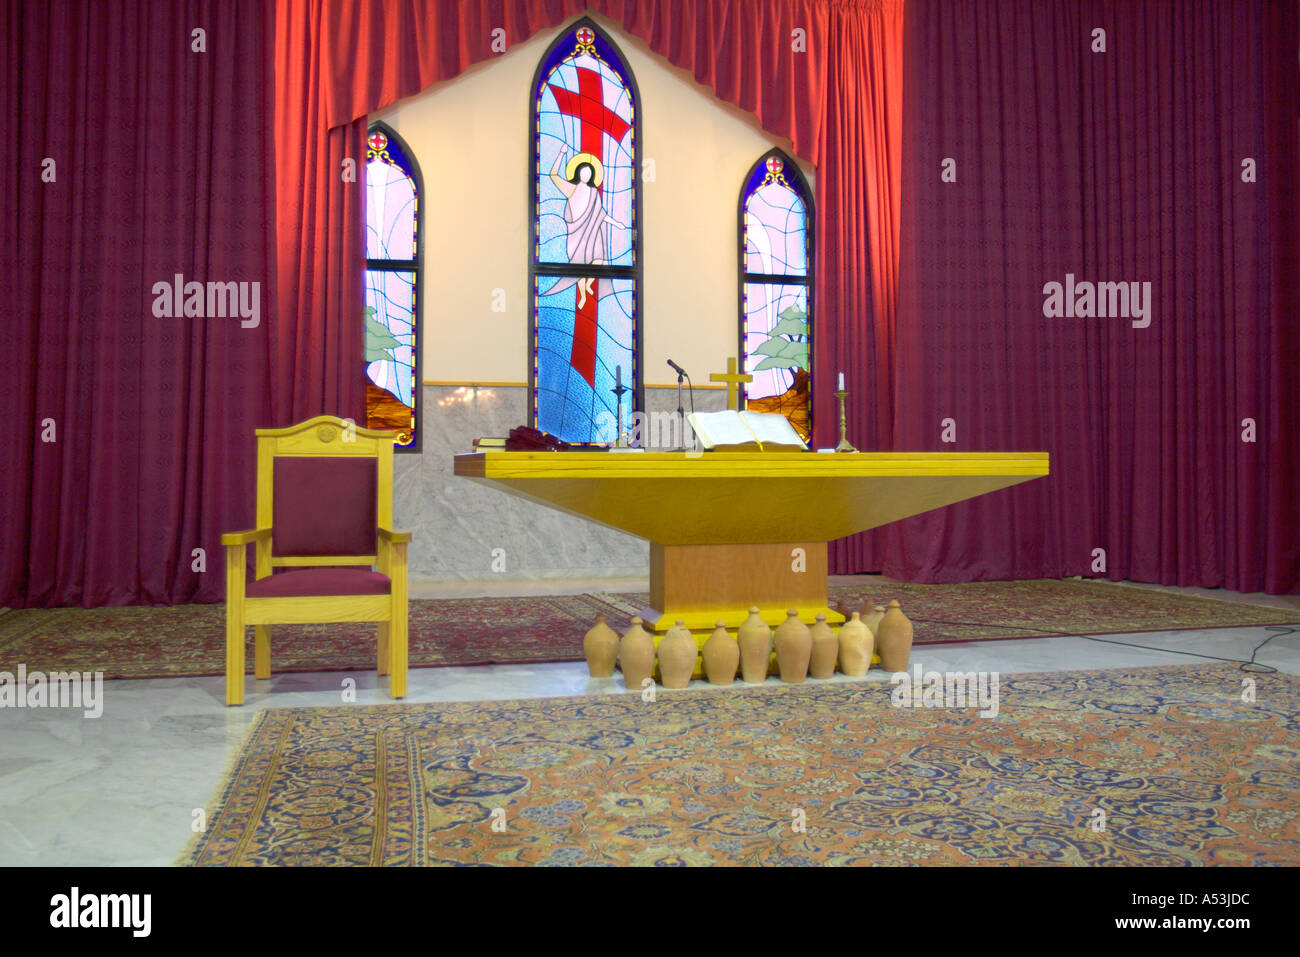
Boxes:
[221,416,411,705]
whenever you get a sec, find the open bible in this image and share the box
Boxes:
[686,410,808,451]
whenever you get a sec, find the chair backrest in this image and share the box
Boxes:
[254,416,396,567]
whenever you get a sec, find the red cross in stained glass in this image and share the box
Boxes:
[547,70,632,159]
[576,27,595,45]
[547,64,632,391]
[766,156,784,176]
[368,130,388,152]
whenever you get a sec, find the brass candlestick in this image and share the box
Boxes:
[833,389,858,453]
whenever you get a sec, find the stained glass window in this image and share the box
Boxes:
[531,20,641,445]
[740,149,813,442]
[365,123,420,450]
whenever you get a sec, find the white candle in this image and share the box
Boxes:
[838,372,845,391]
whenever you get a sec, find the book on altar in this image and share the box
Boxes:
[687,410,808,451]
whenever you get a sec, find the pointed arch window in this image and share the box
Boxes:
[364,123,421,450]
[530,19,641,445]
[739,149,813,441]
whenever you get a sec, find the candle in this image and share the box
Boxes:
[838,372,845,391]
[616,364,622,393]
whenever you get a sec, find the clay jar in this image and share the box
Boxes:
[876,599,915,672]
[582,614,620,678]
[808,613,839,679]
[702,620,739,685]
[773,609,812,684]
[837,611,873,677]
[737,607,773,683]
[862,603,886,638]
[657,620,698,689]
[619,616,656,691]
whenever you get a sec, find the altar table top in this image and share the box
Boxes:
[453,451,1050,546]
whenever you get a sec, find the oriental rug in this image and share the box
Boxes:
[0,593,636,680]
[182,663,1300,866]
[1,580,1295,679]
[826,578,1300,644]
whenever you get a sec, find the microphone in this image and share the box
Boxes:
[666,358,687,377]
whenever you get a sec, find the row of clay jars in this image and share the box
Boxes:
[582,615,702,688]
[585,601,913,686]
[738,606,885,682]
[735,604,912,680]
[773,609,874,683]
[731,607,879,683]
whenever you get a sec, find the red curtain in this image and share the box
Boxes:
[1,0,274,607]
[817,0,905,575]
[273,0,368,427]
[888,0,1299,592]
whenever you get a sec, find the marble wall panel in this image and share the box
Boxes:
[393,384,728,582]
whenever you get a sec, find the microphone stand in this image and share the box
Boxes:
[673,369,687,452]
[666,360,696,451]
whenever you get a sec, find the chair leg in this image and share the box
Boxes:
[377,622,390,676]
[389,613,407,700]
[226,608,245,706]
[254,625,271,679]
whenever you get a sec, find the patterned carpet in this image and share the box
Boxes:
[0,594,636,679]
[1,579,1296,679]
[826,578,1300,642]
[183,663,1300,866]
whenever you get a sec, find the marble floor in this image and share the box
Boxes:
[1,577,1297,866]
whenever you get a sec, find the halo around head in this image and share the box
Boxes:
[565,151,604,187]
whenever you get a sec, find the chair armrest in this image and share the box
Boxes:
[377,526,412,544]
[221,528,272,546]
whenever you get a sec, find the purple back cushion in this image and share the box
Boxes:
[273,457,377,557]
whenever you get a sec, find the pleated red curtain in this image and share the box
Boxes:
[272,0,369,427]
[816,0,905,576]
[1,0,274,607]
[887,0,1299,592]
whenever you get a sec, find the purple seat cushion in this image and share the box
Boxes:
[273,457,378,557]
[246,568,392,598]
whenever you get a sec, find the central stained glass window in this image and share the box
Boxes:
[531,20,641,445]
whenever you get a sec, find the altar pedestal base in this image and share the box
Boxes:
[638,542,845,677]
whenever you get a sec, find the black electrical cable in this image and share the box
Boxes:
[903,617,1294,676]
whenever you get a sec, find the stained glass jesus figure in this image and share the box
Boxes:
[548,147,629,308]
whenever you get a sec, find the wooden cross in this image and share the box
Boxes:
[709,357,753,411]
